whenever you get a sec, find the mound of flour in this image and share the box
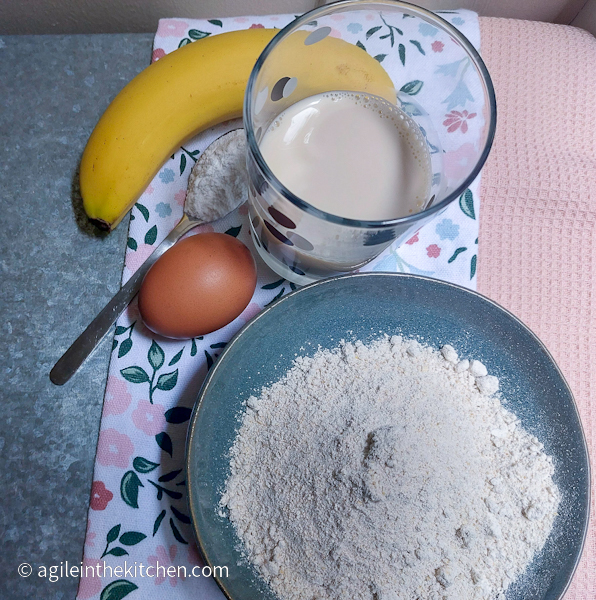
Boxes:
[221,336,560,600]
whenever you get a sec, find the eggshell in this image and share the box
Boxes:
[138,232,257,339]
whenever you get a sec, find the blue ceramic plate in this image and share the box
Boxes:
[186,273,590,600]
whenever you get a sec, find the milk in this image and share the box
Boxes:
[259,91,432,221]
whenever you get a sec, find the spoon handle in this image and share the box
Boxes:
[50,214,199,385]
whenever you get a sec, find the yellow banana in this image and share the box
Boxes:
[81,28,396,231]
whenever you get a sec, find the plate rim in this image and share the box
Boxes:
[185,271,591,600]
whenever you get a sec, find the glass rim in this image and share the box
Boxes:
[244,0,497,230]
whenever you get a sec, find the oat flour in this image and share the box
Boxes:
[221,336,560,600]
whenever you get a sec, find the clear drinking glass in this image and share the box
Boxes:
[244,0,496,284]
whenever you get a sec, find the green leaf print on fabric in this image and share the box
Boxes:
[114,322,135,358]
[148,341,165,370]
[366,26,381,39]
[177,147,200,176]
[134,203,150,222]
[165,406,192,424]
[148,479,183,500]
[120,471,144,508]
[118,338,133,359]
[170,518,188,544]
[470,254,477,279]
[122,342,180,402]
[399,43,406,65]
[409,39,425,55]
[106,524,121,544]
[210,341,227,349]
[459,188,475,219]
[225,225,242,237]
[155,432,173,457]
[101,525,145,557]
[265,287,285,306]
[168,348,184,366]
[119,531,147,546]
[156,370,179,391]
[171,504,192,524]
[144,225,158,245]
[105,547,128,557]
[115,323,135,336]
[188,29,210,40]
[133,456,159,473]
[400,80,423,95]
[153,509,167,536]
[376,13,403,47]
[205,350,214,370]
[120,367,150,384]
[262,278,285,290]
[126,237,137,251]
[399,100,423,117]
[100,579,138,600]
[448,247,467,263]
[208,19,223,27]
[159,469,182,482]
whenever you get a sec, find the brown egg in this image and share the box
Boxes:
[138,232,257,339]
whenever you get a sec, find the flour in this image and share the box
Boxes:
[221,336,560,600]
[185,128,247,222]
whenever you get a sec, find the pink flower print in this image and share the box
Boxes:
[103,375,132,416]
[426,244,441,258]
[406,232,419,245]
[85,520,96,547]
[97,428,134,468]
[249,23,264,29]
[144,184,155,195]
[125,243,157,275]
[77,558,103,599]
[90,481,114,511]
[234,17,249,23]
[443,110,477,134]
[147,545,183,586]
[444,143,476,181]
[132,400,166,436]
[431,40,444,53]
[174,188,186,206]
[152,48,166,63]
[157,19,189,38]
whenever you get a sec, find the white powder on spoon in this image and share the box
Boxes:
[185,128,247,223]
[221,336,560,600]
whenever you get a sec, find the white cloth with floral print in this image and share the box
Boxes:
[77,10,482,600]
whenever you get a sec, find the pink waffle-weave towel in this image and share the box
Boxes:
[477,16,596,600]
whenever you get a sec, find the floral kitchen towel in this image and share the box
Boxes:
[77,10,482,600]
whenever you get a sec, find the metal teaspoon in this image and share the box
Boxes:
[50,129,247,385]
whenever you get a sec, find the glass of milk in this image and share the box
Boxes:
[245,0,496,285]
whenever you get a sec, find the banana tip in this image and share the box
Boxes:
[90,218,113,232]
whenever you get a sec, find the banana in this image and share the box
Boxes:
[81,28,396,231]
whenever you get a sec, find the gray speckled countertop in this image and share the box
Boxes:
[0,33,154,599]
